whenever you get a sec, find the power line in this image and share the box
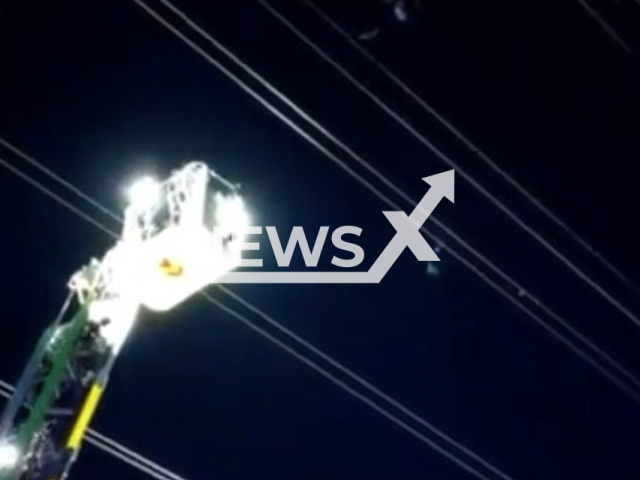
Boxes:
[1,0,636,476]
[576,0,634,53]
[0,155,118,238]
[86,438,178,480]
[213,284,507,472]
[297,0,640,298]
[0,381,182,480]
[0,137,121,224]
[119,1,640,398]
[0,147,513,479]
[87,430,190,480]
[220,279,640,468]
[3,136,640,480]
[202,292,508,480]
[255,0,640,331]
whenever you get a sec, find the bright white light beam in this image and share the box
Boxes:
[0,442,19,470]
[127,176,160,209]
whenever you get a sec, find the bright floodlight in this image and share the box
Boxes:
[127,176,160,208]
[216,194,250,235]
[0,442,19,470]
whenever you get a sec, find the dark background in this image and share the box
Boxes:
[2,0,640,479]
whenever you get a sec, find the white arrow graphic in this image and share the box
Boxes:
[412,170,455,226]
[367,169,454,282]
[220,170,455,283]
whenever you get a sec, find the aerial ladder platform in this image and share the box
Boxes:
[0,162,249,480]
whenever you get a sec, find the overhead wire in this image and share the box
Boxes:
[297,0,640,296]
[575,0,633,54]
[84,438,180,480]
[215,281,640,466]
[86,430,191,480]
[0,155,118,238]
[0,147,513,480]
[203,293,506,480]
[117,0,640,396]
[3,3,640,472]
[0,381,184,480]
[255,0,640,330]
[0,137,121,223]
[1,0,637,476]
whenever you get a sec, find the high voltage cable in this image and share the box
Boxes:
[0,382,183,480]
[86,430,190,480]
[297,0,640,297]
[0,151,512,480]
[203,293,505,480]
[576,0,633,54]
[118,0,640,396]
[133,0,640,360]
[0,0,636,477]
[0,137,121,223]
[255,0,640,330]
[3,138,640,480]
[86,439,179,480]
[0,156,118,238]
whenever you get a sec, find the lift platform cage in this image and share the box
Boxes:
[121,161,249,311]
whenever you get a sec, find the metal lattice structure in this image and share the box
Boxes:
[0,162,249,480]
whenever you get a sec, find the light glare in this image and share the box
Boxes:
[0,443,19,470]
[127,176,160,208]
[216,194,250,236]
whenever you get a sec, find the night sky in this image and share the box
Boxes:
[2,1,640,479]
